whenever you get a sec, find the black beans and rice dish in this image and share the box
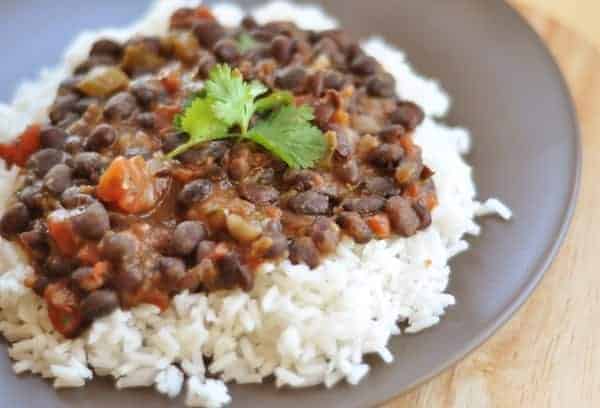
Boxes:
[0,5,435,338]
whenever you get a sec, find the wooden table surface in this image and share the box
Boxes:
[386,3,600,407]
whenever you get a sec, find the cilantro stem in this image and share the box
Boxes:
[255,91,294,113]
[166,140,198,159]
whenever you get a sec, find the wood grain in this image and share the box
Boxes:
[385,4,600,408]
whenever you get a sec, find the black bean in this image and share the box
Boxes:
[172,221,207,256]
[100,232,137,262]
[288,191,330,215]
[49,93,79,125]
[323,71,345,91]
[275,66,307,91]
[311,217,340,254]
[289,237,320,269]
[81,290,119,321]
[45,255,77,277]
[368,143,404,170]
[341,196,385,215]
[313,102,335,130]
[366,73,396,98]
[238,182,279,205]
[64,135,83,155]
[32,276,50,297]
[217,253,253,291]
[241,15,258,30]
[385,196,420,236]
[90,39,123,59]
[72,202,110,240]
[43,164,72,194]
[195,53,217,79]
[114,264,144,291]
[363,176,399,197]
[161,132,186,153]
[334,159,360,184]
[85,124,116,151]
[306,71,325,97]
[320,29,352,51]
[19,183,44,210]
[350,54,378,76]
[196,241,216,264]
[40,126,68,150]
[378,125,406,143]
[136,112,155,129]
[103,92,137,121]
[193,20,226,48]
[19,225,49,259]
[73,152,106,182]
[159,257,186,290]
[283,169,321,191]
[0,202,30,238]
[263,231,288,259]
[61,187,95,209]
[271,35,295,64]
[227,148,250,181]
[178,179,212,206]
[27,148,66,177]
[214,39,240,63]
[413,199,432,230]
[336,212,373,243]
[389,101,425,130]
[130,82,159,109]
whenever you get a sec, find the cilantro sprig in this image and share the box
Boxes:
[168,64,326,169]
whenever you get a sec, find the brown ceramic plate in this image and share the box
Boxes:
[0,0,580,407]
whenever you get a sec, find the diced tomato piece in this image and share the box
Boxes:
[44,282,82,338]
[170,5,215,29]
[399,135,420,157]
[367,214,391,238]
[76,261,110,291]
[154,104,181,130]
[161,71,181,95]
[0,124,41,167]
[424,192,438,211]
[405,182,420,198]
[171,166,203,183]
[194,5,216,20]
[96,156,161,214]
[77,243,101,265]
[264,206,282,219]
[332,109,350,126]
[47,210,80,256]
[140,289,170,311]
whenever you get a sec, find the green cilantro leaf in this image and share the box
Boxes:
[167,97,229,159]
[168,64,325,168]
[205,64,267,133]
[246,105,326,169]
[236,32,259,53]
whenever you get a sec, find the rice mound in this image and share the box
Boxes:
[0,1,511,406]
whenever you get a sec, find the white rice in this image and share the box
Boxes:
[0,1,511,406]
